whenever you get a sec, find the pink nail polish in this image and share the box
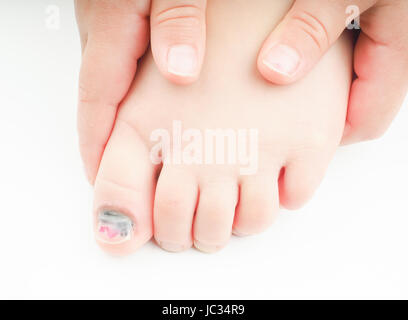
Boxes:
[167,45,198,77]
[262,44,301,77]
[96,210,134,244]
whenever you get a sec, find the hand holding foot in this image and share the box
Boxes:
[256,0,408,144]
[90,0,353,254]
[75,0,207,184]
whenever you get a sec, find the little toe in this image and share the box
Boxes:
[154,166,198,252]
[279,153,329,210]
[93,118,156,255]
[193,177,238,253]
[233,173,279,237]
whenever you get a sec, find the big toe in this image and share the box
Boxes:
[93,118,156,255]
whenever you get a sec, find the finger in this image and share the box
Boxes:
[76,0,150,184]
[257,0,375,84]
[342,0,408,144]
[150,0,207,84]
[74,0,88,50]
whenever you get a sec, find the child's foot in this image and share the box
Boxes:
[90,0,352,254]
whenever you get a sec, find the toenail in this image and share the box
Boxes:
[96,210,134,245]
[158,241,188,253]
[232,230,250,237]
[193,240,223,253]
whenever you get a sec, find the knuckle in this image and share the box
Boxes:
[77,84,104,109]
[290,10,330,52]
[78,69,123,107]
[203,206,229,225]
[97,176,143,195]
[91,0,150,17]
[78,82,93,104]
[153,4,203,28]
[155,194,188,219]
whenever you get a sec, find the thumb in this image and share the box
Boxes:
[150,0,207,85]
[257,0,375,84]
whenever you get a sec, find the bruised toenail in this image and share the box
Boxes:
[96,210,134,245]
[157,241,188,252]
[193,240,223,253]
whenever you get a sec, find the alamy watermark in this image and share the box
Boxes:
[45,5,60,30]
[346,5,361,30]
[149,121,259,175]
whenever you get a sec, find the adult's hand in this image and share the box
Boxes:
[256,0,408,144]
[75,0,206,184]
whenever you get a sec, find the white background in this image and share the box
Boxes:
[0,1,407,299]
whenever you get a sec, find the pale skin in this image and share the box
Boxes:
[90,0,352,254]
[75,0,408,185]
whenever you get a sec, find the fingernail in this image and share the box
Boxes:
[96,210,134,244]
[167,45,198,77]
[262,44,301,77]
[158,241,187,252]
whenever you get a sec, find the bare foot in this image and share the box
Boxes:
[90,0,352,254]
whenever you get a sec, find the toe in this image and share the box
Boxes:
[154,167,198,252]
[233,172,279,236]
[193,177,238,253]
[279,153,328,210]
[93,118,156,255]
